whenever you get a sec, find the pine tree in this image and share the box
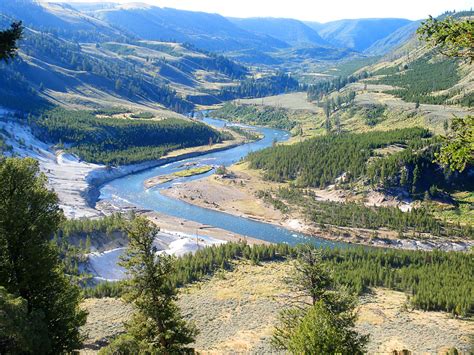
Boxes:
[272,245,368,353]
[0,22,23,62]
[0,158,87,353]
[102,217,197,353]
[412,164,420,194]
[400,166,408,187]
[287,300,368,354]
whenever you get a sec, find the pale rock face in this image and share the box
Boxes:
[87,231,226,281]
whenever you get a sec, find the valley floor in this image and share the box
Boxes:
[80,261,474,354]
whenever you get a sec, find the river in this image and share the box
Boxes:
[99,116,346,248]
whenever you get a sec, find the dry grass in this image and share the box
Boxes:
[81,261,474,354]
[238,92,320,112]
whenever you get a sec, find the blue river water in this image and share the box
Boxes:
[100,117,346,248]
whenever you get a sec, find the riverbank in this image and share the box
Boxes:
[96,200,267,246]
[0,115,245,219]
[85,201,268,281]
[161,162,473,252]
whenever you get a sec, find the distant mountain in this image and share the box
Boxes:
[0,1,252,112]
[229,17,329,47]
[311,18,413,52]
[83,3,288,52]
[364,21,421,55]
[0,0,125,42]
[355,14,473,109]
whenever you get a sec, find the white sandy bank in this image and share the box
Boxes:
[87,230,226,281]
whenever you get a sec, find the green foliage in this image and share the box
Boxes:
[101,43,136,56]
[0,157,87,353]
[58,213,127,238]
[211,103,295,130]
[360,104,387,127]
[173,165,213,178]
[0,287,49,353]
[84,280,125,299]
[320,91,357,132]
[0,22,23,62]
[417,16,474,62]
[256,190,290,213]
[273,246,367,353]
[435,116,474,172]
[375,54,461,105]
[180,42,249,80]
[0,29,194,113]
[325,247,473,316]
[247,127,430,187]
[276,188,474,239]
[98,334,140,355]
[130,111,155,119]
[171,242,293,288]
[218,73,300,100]
[286,301,367,354]
[85,240,473,316]
[307,72,369,101]
[94,107,131,116]
[116,217,197,353]
[226,125,260,141]
[367,141,473,193]
[53,214,128,286]
[34,108,227,165]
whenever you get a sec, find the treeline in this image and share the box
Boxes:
[226,125,260,141]
[374,54,462,105]
[33,108,228,165]
[307,71,369,102]
[85,242,474,316]
[304,198,473,239]
[217,73,300,100]
[321,91,357,132]
[211,103,296,130]
[260,187,474,239]
[247,128,431,188]
[58,213,127,238]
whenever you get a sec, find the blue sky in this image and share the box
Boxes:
[60,0,473,22]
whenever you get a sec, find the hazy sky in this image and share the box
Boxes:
[58,0,473,22]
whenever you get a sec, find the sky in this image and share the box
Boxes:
[58,0,474,22]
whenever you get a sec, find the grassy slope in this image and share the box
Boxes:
[81,261,474,353]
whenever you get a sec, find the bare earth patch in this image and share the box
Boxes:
[161,163,285,224]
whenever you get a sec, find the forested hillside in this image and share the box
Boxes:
[33,108,229,165]
[360,11,474,108]
[218,73,301,100]
[210,103,296,130]
[247,128,431,187]
[372,54,471,106]
[0,0,257,114]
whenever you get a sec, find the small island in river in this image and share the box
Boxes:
[144,165,214,189]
